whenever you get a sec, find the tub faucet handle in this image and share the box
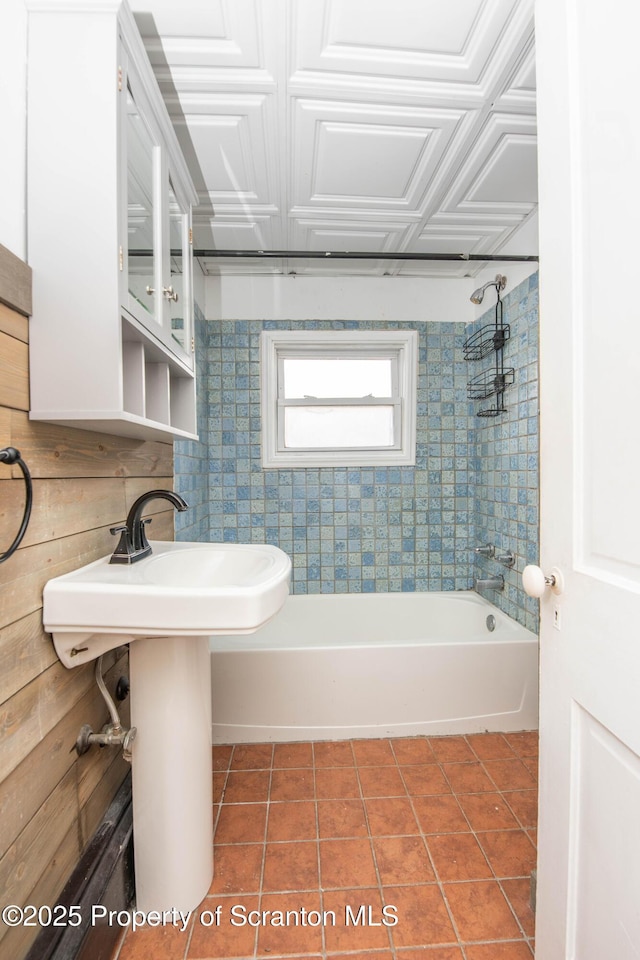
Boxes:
[496,550,515,567]
[475,544,495,558]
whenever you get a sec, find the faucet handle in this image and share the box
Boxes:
[475,544,495,558]
[109,525,132,560]
[138,517,153,553]
[495,551,515,568]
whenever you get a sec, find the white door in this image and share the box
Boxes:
[534,0,640,956]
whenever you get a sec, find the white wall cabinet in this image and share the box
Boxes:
[27,0,199,441]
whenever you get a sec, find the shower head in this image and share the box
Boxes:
[470,274,507,304]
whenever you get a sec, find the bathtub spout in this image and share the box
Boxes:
[474,575,504,592]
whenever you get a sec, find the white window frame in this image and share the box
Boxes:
[260,330,417,468]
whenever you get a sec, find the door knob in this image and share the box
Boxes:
[523,565,565,598]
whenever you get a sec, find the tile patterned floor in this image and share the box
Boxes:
[113,732,538,960]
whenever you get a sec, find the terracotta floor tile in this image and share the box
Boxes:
[223,769,270,803]
[443,880,521,941]
[398,947,463,960]
[483,759,537,791]
[502,877,536,937]
[262,840,319,892]
[256,892,324,956]
[212,744,233,772]
[115,734,541,960]
[353,738,396,766]
[318,799,369,838]
[188,895,258,958]
[504,789,538,829]
[397,949,463,960]
[385,884,458,948]
[273,741,314,768]
[230,743,273,770]
[320,838,378,888]
[464,941,534,959]
[477,830,536,879]
[429,737,476,763]
[401,764,452,796]
[365,797,420,836]
[466,733,517,760]
[314,740,355,767]
[391,738,437,765]
[315,766,361,799]
[270,767,315,801]
[426,833,493,882]
[412,795,470,835]
[118,923,190,960]
[373,835,435,885]
[267,801,317,841]
[456,792,520,832]
[323,888,393,952]
[503,731,538,758]
[212,772,227,804]
[358,765,407,798]
[215,803,267,844]
[209,843,264,894]
[442,762,496,794]
[327,953,394,960]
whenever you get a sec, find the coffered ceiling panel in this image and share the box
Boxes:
[135,0,263,71]
[175,94,276,206]
[131,0,537,277]
[292,100,468,212]
[291,217,410,251]
[291,0,521,90]
[441,114,537,217]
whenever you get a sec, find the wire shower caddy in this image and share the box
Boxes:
[463,275,513,416]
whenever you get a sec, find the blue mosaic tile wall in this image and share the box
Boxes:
[468,272,540,632]
[174,300,211,540]
[201,319,473,594]
[173,277,540,629]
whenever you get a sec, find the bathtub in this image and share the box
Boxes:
[209,590,538,743]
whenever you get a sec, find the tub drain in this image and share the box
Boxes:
[486,614,496,632]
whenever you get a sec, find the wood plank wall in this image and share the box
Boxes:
[0,246,175,958]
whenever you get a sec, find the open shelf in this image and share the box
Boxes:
[121,316,196,438]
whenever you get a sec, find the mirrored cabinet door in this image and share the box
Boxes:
[125,81,160,327]
[166,177,193,358]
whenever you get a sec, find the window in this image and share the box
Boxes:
[260,330,417,467]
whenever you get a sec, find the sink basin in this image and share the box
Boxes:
[45,540,291,667]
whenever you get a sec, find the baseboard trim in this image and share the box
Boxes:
[24,774,134,960]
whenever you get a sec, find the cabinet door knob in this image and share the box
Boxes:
[145,285,155,295]
[523,564,565,598]
[162,285,178,302]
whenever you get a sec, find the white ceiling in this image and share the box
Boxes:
[130,0,537,277]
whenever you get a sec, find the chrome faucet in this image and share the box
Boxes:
[109,489,188,564]
[474,575,505,592]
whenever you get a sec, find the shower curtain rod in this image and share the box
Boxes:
[192,250,539,262]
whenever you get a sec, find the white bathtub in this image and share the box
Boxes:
[209,590,538,743]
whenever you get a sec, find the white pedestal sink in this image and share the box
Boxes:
[43,541,291,913]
